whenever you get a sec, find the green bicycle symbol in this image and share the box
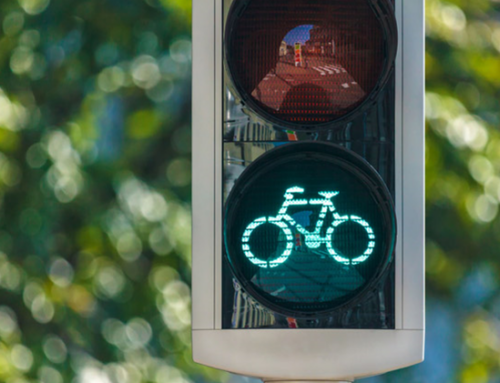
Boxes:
[241,186,376,269]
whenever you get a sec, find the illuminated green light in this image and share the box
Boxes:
[241,187,376,268]
[224,142,396,316]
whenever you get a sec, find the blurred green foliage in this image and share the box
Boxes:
[0,0,224,382]
[365,1,500,383]
[1,0,500,382]
[423,0,500,382]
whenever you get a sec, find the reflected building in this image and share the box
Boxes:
[279,41,288,56]
[306,25,336,57]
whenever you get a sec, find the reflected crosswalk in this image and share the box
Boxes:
[312,67,327,76]
[253,61,365,113]
[312,65,347,76]
[319,66,335,74]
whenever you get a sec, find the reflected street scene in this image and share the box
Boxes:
[252,24,366,119]
[226,0,386,126]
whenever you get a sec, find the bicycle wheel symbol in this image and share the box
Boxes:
[242,217,294,268]
[325,215,376,266]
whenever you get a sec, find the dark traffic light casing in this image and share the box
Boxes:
[192,0,424,381]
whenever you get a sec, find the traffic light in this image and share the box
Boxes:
[192,0,424,381]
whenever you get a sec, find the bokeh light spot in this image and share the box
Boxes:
[18,0,51,15]
[26,143,47,168]
[441,4,466,32]
[146,80,174,103]
[42,335,67,364]
[95,266,126,299]
[97,67,126,93]
[10,344,33,372]
[19,30,41,48]
[31,294,55,324]
[0,306,18,337]
[468,156,494,184]
[169,39,192,64]
[48,258,74,287]
[2,12,24,36]
[132,56,161,90]
[125,318,152,349]
[167,158,191,187]
[38,365,63,383]
[149,228,173,256]
[116,232,143,262]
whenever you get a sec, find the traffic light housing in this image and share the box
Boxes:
[192,0,424,381]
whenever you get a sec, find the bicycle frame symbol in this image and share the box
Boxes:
[241,186,376,268]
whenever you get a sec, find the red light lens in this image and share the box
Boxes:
[225,0,395,128]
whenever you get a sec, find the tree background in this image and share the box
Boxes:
[0,0,498,382]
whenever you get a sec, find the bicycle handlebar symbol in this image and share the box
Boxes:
[241,186,376,269]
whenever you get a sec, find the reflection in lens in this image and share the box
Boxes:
[226,0,395,127]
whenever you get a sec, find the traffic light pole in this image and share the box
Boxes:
[192,0,424,380]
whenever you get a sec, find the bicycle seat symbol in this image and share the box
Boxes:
[241,186,376,269]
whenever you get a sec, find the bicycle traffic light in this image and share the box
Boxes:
[192,0,424,381]
[224,142,396,317]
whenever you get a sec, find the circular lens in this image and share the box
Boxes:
[224,142,396,317]
[225,0,397,129]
